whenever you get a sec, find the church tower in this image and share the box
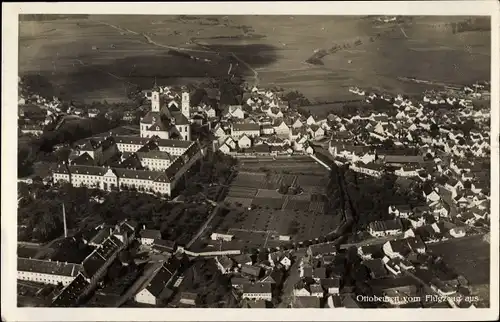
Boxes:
[151,79,161,112]
[181,90,190,119]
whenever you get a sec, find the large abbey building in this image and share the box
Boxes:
[52,83,204,197]
[140,84,191,141]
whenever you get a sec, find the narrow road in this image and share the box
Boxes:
[400,27,409,39]
[186,205,220,249]
[278,259,301,308]
[230,52,259,87]
[114,261,163,307]
[339,234,403,249]
[73,59,138,86]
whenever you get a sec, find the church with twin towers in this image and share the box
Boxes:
[140,82,192,141]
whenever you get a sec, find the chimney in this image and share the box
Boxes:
[62,203,68,238]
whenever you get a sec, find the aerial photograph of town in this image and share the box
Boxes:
[14,13,492,310]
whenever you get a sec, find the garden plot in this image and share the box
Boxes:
[224,197,253,208]
[251,197,284,210]
[232,172,266,188]
[296,174,328,187]
[227,186,257,198]
[255,189,283,199]
[284,199,311,211]
[308,201,325,213]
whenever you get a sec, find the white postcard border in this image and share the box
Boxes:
[2,1,499,321]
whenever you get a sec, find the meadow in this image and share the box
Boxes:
[19,15,490,106]
[428,234,490,307]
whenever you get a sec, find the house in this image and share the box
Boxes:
[223,137,237,150]
[152,239,176,254]
[292,118,304,128]
[382,256,402,275]
[51,273,90,307]
[259,269,284,286]
[299,264,313,279]
[231,276,250,289]
[307,242,337,257]
[293,286,311,297]
[139,229,162,246]
[342,294,361,308]
[210,232,234,242]
[268,252,292,270]
[293,296,321,308]
[242,299,268,308]
[215,256,234,274]
[214,124,228,138]
[134,260,179,305]
[320,278,340,295]
[362,259,388,279]
[313,267,326,282]
[405,236,426,254]
[310,284,324,298]
[231,123,260,138]
[273,120,291,138]
[242,282,272,301]
[430,278,457,296]
[88,109,99,118]
[20,124,44,136]
[326,295,343,308]
[219,143,232,154]
[260,124,275,135]
[179,292,198,306]
[368,219,403,237]
[449,227,466,238]
[357,244,383,260]
[204,106,216,118]
[382,239,412,259]
[306,115,316,126]
[388,205,413,218]
[17,258,84,286]
[224,105,245,119]
[232,254,253,267]
[241,265,262,279]
[382,283,419,306]
[238,134,252,149]
[308,124,325,139]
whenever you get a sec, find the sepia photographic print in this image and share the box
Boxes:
[2,1,499,321]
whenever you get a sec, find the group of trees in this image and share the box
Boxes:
[18,111,124,177]
[193,151,237,186]
[283,90,311,109]
[190,260,233,308]
[342,170,425,231]
[17,182,211,243]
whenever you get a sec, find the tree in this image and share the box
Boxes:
[382,139,395,150]
[430,123,439,138]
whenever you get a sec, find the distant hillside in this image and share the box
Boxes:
[450,17,491,33]
[19,14,89,22]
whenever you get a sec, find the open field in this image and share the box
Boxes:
[19,17,239,102]
[428,234,490,307]
[20,15,489,105]
[428,235,490,286]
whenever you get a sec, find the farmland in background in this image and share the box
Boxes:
[19,15,490,107]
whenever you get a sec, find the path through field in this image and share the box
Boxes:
[96,20,260,86]
[73,58,138,86]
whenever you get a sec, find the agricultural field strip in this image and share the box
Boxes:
[96,20,259,86]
